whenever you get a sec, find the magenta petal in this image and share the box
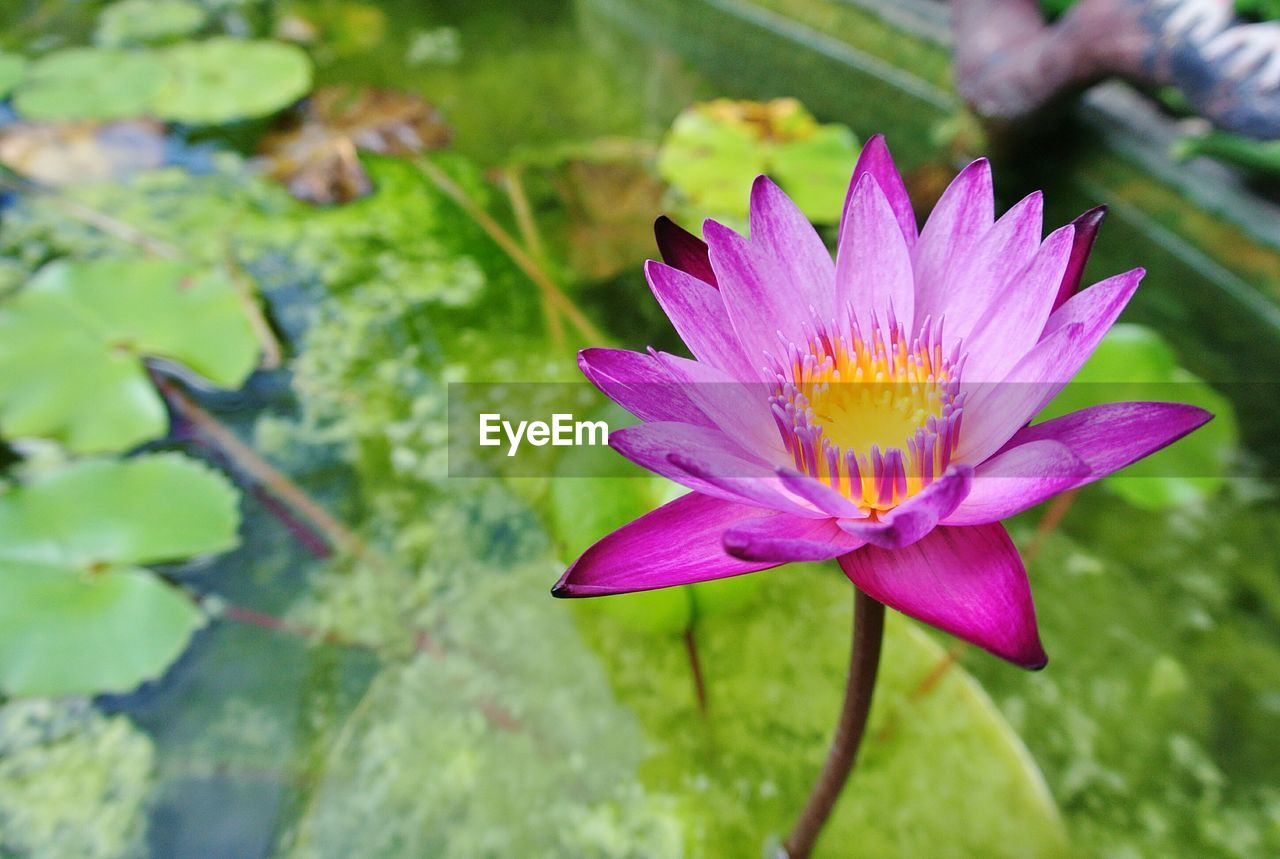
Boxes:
[655,216,717,288]
[839,523,1048,669]
[554,492,779,596]
[1043,267,1144,338]
[775,467,868,519]
[1052,206,1106,311]
[668,452,826,518]
[750,176,835,322]
[704,219,808,374]
[644,260,756,380]
[843,134,917,249]
[912,158,993,322]
[835,173,915,331]
[1002,401,1215,486]
[930,191,1044,344]
[578,348,711,427]
[723,514,864,562]
[654,351,787,461]
[943,439,1089,526]
[963,222,1074,382]
[838,464,973,548]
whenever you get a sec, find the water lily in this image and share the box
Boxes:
[553,135,1212,671]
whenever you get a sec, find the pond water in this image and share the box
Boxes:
[2,0,1279,857]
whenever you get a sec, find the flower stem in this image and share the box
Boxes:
[782,587,885,859]
[683,622,708,714]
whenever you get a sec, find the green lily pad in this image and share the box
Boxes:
[657,98,860,224]
[153,38,312,124]
[96,0,207,47]
[0,51,26,98]
[0,258,259,453]
[0,454,241,696]
[1040,324,1236,510]
[577,564,1069,856]
[12,48,169,121]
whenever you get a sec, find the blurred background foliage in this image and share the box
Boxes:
[0,0,1276,857]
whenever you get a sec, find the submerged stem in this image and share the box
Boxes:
[782,587,885,859]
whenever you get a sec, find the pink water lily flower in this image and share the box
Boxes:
[552,135,1211,669]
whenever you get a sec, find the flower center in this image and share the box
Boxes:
[770,317,964,511]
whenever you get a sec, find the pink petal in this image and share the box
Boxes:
[929,191,1044,344]
[553,492,778,596]
[644,260,756,380]
[1052,206,1106,311]
[835,173,915,332]
[1002,401,1215,487]
[750,176,835,323]
[839,523,1047,668]
[704,219,809,377]
[842,134,917,250]
[609,422,818,516]
[943,439,1089,526]
[912,159,994,323]
[775,466,868,519]
[577,348,711,427]
[958,269,1141,464]
[963,223,1074,382]
[1044,267,1144,337]
[655,215,717,287]
[654,351,786,461]
[838,464,973,548]
[723,514,865,562]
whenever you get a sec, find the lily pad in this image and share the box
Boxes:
[0,454,241,696]
[0,119,166,186]
[1041,324,1237,510]
[0,258,259,453]
[576,564,1069,856]
[12,48,170,121]
[96,0,207,47]
[153,38,313,124]
[0,51,26,98]
[657,98,860,223]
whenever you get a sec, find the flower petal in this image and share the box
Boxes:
[1001,401,1215,487]
[835,173,915,332]
[644,260,756,379]
[609,422,817,516]
[750,175,835,322]
[553,492,778,596]
[775,466,868,519]
[1044,267,1144,338]
[962,222,1074,382]
[838,464,973,548]
[577,348,711,426]
[929,190,1044,344]
[912,158,993,322]
[705,219,808,376]
[655,215,717,287]
[839,523,1047,668]
[1052,206,1106,310]
[654,351,786,460]
[943,439,1089,526]
[842,134,917,250]
[723,514,865,562]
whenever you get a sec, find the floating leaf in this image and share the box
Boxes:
[0,258,259,453]
[577,565,1069,856]
[260,86,452,204]
[1041,324,1237,510]
[0,51,26,98]
[0,119,166,186]
[657,98,860,223]
[12,48,170,121]
[153,38,312,124]
[0,454,241,696]
[95,0,207,47]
